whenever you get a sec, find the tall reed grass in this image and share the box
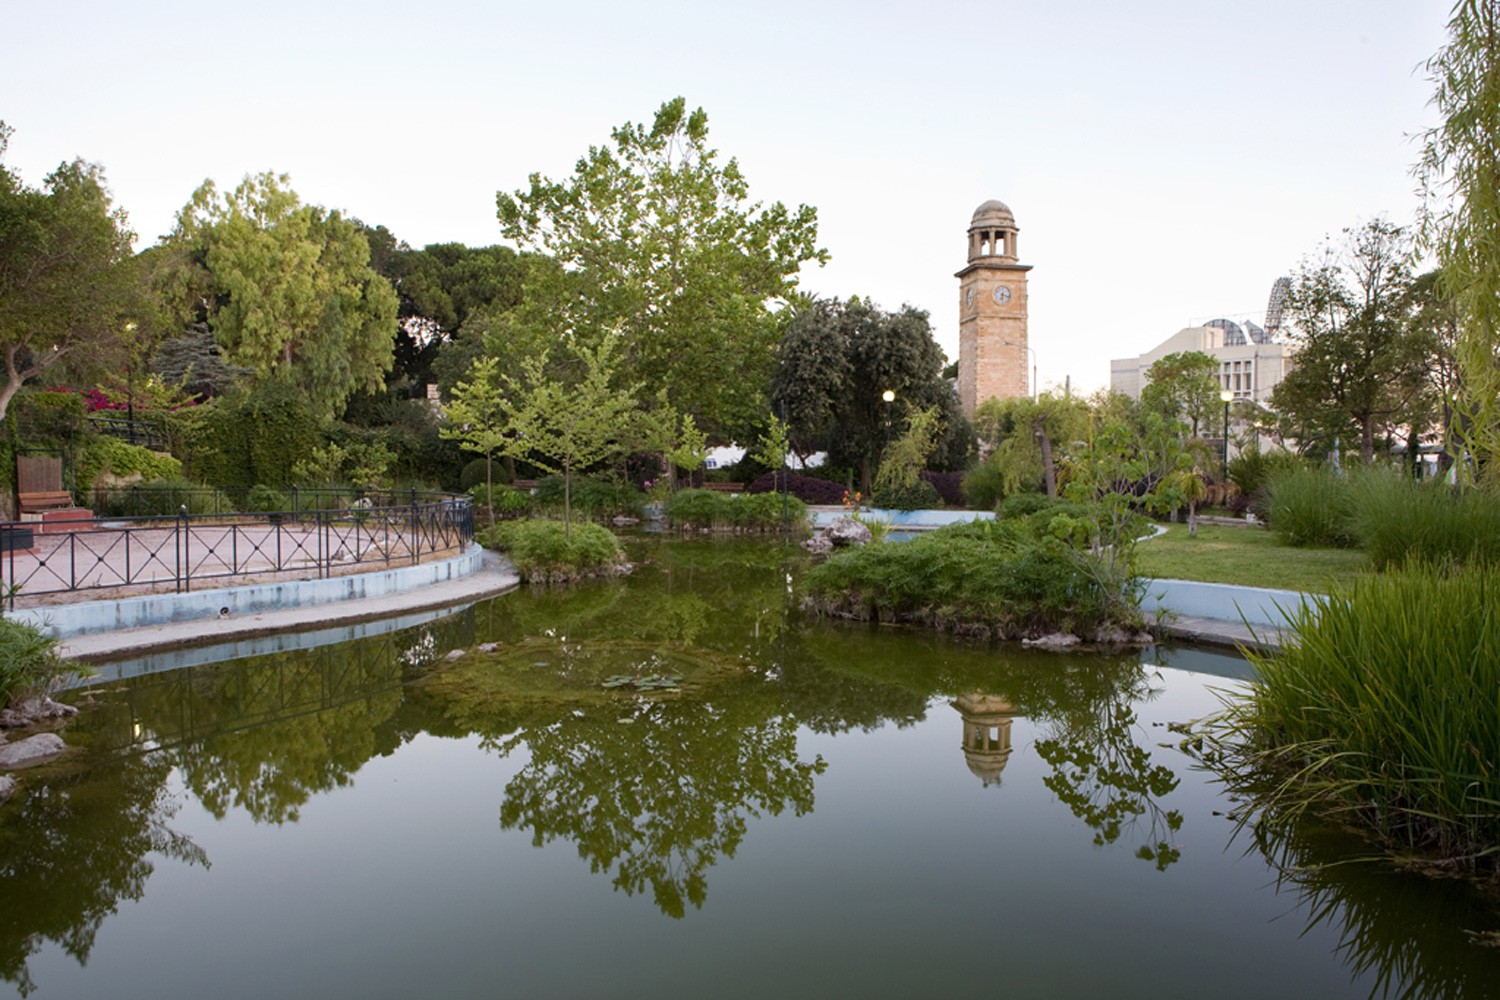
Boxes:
[1263,464,1359,547]
[1347,470,1500,569]
[1197,564,1500,872]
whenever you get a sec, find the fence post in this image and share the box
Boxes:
[410,498,420,565]
[179,504,191,592]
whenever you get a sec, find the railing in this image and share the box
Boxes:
[86,415,169,451]
[1,494,473,609]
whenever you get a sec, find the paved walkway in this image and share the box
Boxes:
[59,550,519,663]
[1157,614,1287,653]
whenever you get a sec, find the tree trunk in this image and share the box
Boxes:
[1361,415,1376,463]
[1036,416,1057,498]
[563,456,572,540]
[485,451,495,523]
[1188,500,1198,537]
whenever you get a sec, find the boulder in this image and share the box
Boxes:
[0,775,14,805]
[0,733,66,770]
[1022,632,1081,649]
[826,517,871,547]
[0,697,78,729]
[801,534,833,555]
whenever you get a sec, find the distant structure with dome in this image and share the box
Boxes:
[956,199,1033,416]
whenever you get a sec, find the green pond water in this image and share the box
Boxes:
[3,537,1498,999]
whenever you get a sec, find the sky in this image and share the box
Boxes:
[1,0,1456,393]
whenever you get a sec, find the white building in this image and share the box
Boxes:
[1110,318,1293,405]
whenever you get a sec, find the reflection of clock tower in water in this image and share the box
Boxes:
[956,199,1032,416]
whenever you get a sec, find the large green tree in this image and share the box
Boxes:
[1141,351,1220,438]
[0,123,138,421]
[496,97,827,443]
[1418,0,1500,483]
[773,296,965,492]
[171,172,398,420]
[1270,220,1425,463]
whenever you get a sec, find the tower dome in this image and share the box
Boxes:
[968,198,1019,261]
[970,199,1016,230]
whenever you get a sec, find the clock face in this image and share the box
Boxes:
[992,285,1012,305]
[965,287,975,308]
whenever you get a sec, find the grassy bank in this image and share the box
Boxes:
[1136,522,1367,592]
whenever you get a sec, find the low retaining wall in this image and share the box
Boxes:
[1140,577,1319,629]
[7,544,487,639]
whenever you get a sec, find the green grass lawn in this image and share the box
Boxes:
[1135,522,1370,593]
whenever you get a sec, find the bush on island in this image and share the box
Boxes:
[803,513,1144,641]
[477,518,628,583]
[746,472,847,506]
[665,488,808,532]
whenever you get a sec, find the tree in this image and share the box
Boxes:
[496,97,827,442]
[1417,1,1500,483]
[0,123,138,422]
[1141,351,1220,438]
[171,172,398,421]
[771,297,853,466]
[440,356,519,521]
[1270,220,1425,463]
[773,297,955,493]
[970,393,1090,501]
[506,337,642,536]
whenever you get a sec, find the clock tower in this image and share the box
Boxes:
[956,199,1032,416]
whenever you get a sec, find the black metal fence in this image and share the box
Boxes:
[2,494,473,608]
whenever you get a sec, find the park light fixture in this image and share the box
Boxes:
[1219,388,1234,482]
[882,389,895,403]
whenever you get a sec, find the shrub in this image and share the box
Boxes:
[244,484,291,513]
[996,492,1055,520]
[664,488,733,528]
[476,518,626,582]
[469,484,533,519]
[1263,464,1358,547]
[1348,471,1500,569]
[1200,563,1500,873]
[961,460,1010,510]
[664,487,807,531]
[803,525,1138,639]
[532,476,644,519]
[870,479,942,511]
[1226,445,1303,501]
[95,477,232,517]
[461,457,510,490]
[746,471,846,505]
[0,617,86,708]
[919,470,964,507]
[78,436,182,497]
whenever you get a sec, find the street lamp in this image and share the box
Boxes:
[1003,341,1038,400]
[1219,388,1234,482]
[881,388,895,450]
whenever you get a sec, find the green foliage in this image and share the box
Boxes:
[477,518,625,582]
[531,476,643,520]
[1198,563,1500,872]
[1347,470,1500,569]
[804,521,1141,639]
[970,393,1090,501]
[0,123,138,421]
[497,97,826,442]
[170,171,397,421]
[290,440,394,490]
[243,484,290,513]
[774,296,962,492]
[663,487,805,531]
[1225,445,1303,502]
[1263,464,1358,548]
[874,405,940,495]
[440,355,518,512]
[0,616,87,707]
[460,457,509,490]
[188,378,323,492]
[996,492,1055,520]
[869,479,941,511]
[76,435,182,495]
[1417,2,1500,484]
[1140,351,1221,437]
[1270,220,1426,463]
[469,483,532,519]
[94,476,231,517]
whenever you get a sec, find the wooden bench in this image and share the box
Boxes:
[702,482,745,493]
[512,479,538,492]
[18,491,76,515]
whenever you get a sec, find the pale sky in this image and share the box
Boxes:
[2,0,1454,393]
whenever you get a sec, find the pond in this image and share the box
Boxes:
[2,537,1498,999]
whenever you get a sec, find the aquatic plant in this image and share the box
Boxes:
[478,518,628,582]
[1189,563,1500,877]
[0,616,86,708]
